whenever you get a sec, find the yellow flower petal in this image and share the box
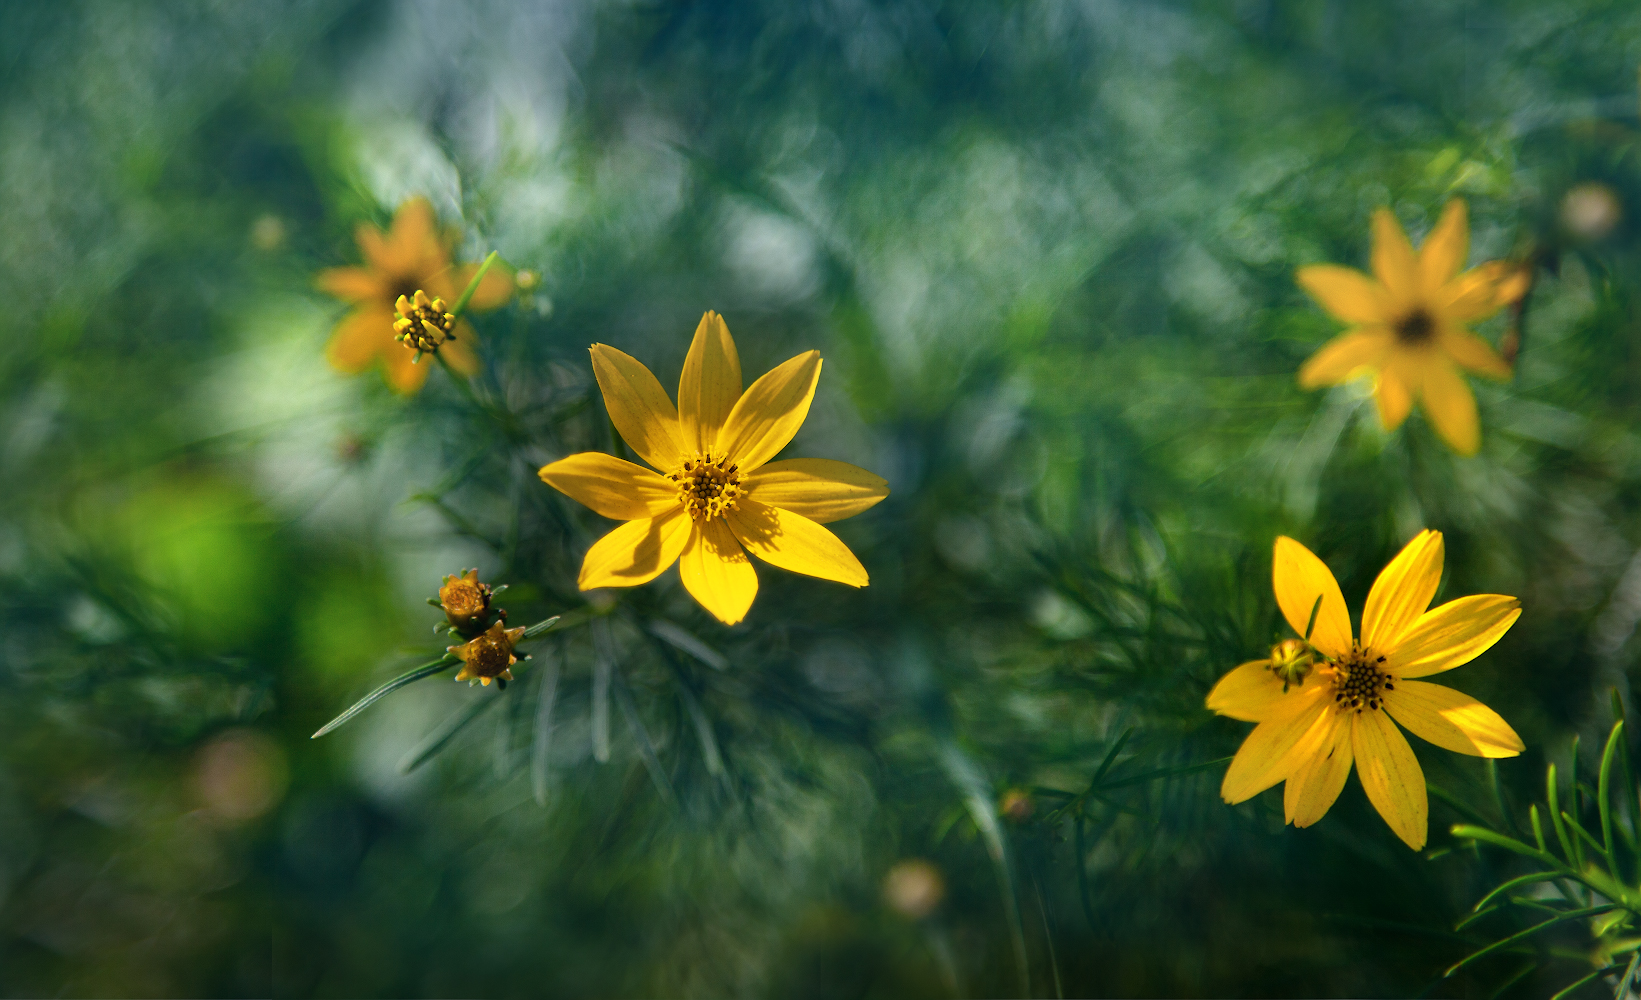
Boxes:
[1296,266,1391,325]
[1361,530,1443,652]
[1371,208,1420,302]
[1284,717,1353,828]
[1272,536,1353,659]
[742,459,889,524]
[383,337,433,395]
[1387,595,1521,679]
[1220,685,1332,804]
[1439,324,1512,379]
[1438,261,1523,322]
[326,306,395,374]
[1384,681,1523,758]
[679,311,743,455]
[578,508,692,589]
[679,518,758,625]
[716,350,822,473]
[1419,200,1469,294]
[1418,358,1480,455]
[1352,707,1427,850]
[1298,328,1393,388]
[316,267,385,303]
[726,499,868,588]
[1205,660,1283,722]
[1374,356,1416,431]
[441,324,482,376]
[589,344,688,472]
[539,452,678,520]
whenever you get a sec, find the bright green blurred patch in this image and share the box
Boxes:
[294,562,404,688]
[119,478,284,650]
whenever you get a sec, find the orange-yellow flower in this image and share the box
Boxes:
[316,197,513,394]
[1207,532,1524,850]
[539,311,890,625]
[1296,200,1530,455]
[449,621,526,687]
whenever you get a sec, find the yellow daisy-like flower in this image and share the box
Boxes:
[316,197,513,394]
[539,311,890,626]
[1296,200,1530,455]
[1207,531,1524,850]
[449,620,526,687]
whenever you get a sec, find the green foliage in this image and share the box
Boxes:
[9,1,1641,997]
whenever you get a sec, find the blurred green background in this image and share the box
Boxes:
[8,0,1641,996]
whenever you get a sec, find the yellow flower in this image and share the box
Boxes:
[1206,531,1524,849]
[316,197,513,394]
[449,620,526,687]
[1296,200,1530,455]
[539,311,890,625]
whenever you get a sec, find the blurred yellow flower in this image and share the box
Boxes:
[1296,200,1529,455]
[449,620,526,687]
[316,197,513,394]
[539,311,890,625]
[1207,532,1523,849]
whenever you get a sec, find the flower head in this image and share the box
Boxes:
[539,311,890,625]
[1296,200,1530,455]
[449,620,527,687]
[393,290,457,359]
[438,568,497,631]
[316,197,513,394]
[1207,531,1524,849]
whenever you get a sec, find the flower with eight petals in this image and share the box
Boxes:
[539,311,889,625]
[1207,531,1524,849]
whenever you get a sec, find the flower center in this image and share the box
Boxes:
[465,634,514,678]
[393,289,457,356]
[668,452,743,521]
[1394,308,1435,345]
[442,581,487,620]
[1332,645,1395,713]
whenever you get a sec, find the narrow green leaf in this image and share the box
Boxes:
[647,619,728,671]
[1531,804,1548,854]
[311,655,456,738]
[531,646,561,806]
[1450,824,1560,866]
[612,672,678,810]
[450,250,500,319]
[1445,904,1616,977]
[1303,593,1323,641]
[1471,873,1566,915]
[398,690,503,774]
[1088,728,1133,790]
[1549,764,1577,865]
[1602,720,1624,865]
[1546,964,1617,1000]
[591,618,614,763]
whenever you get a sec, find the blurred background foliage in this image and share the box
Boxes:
[8,0,1641,996]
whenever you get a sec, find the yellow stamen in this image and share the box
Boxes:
[667,451,743,521]
[394,288,457,355]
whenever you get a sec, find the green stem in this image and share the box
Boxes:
[451,250,500,319]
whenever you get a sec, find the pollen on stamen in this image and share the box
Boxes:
[667,451,744,521]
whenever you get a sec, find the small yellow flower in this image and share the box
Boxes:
[438,568,495,631]
[449,621,526,687]
[1296,200,1530,455]
[539,311,890,625]
[316,197,513,394]
[393,290,457,358]
[1207,531,1524,850]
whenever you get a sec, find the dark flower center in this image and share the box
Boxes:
[1395,309,1435,345]
[1333,645,1395,713]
